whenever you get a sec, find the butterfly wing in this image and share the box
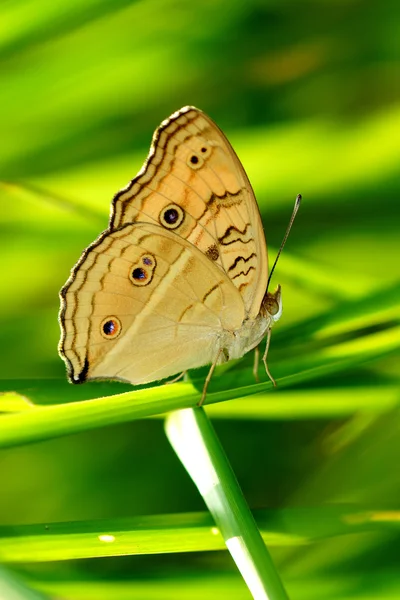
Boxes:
[110,106,268,320]
[59,223,245,384]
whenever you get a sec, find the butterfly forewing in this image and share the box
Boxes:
[110,107,268,319]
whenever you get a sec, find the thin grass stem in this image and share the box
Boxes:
[165,407,289,600]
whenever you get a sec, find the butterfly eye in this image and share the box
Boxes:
[160,204,185,229]
[262,296,279,317]
[101,317,122,339]
[268,300,280,316]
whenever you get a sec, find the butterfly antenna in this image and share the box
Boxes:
[266,194,302,293]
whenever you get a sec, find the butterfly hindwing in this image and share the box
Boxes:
[59,223,245,384]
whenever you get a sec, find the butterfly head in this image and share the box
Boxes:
[260,285,282,323]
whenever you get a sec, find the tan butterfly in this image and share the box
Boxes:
[59,106,300,404]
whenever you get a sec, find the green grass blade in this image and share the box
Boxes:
[165,408,289,600]
[0,381,273,450]
[25,570,400,600]
[0,507,397,564]
[0,313,398,448]
[205,385,400,420]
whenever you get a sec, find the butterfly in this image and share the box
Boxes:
[59,106,299,405]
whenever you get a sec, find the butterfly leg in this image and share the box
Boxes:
[262,328,277,387]
[252,346,260,383]
[198,349,224,407]
[166,371,187,385]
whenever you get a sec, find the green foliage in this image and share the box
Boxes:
[1,0,399,598]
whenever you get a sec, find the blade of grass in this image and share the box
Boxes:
[0,318,398,450]
[205,385,400,420]
[25,576,268,600]
[28,570,400,600]
[165,408,289,600]
[0,381,273,450]
[2,506,396,564]
[0,280,398,449]
[3,383,398,420]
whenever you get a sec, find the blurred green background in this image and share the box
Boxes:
[0,0,399,598]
